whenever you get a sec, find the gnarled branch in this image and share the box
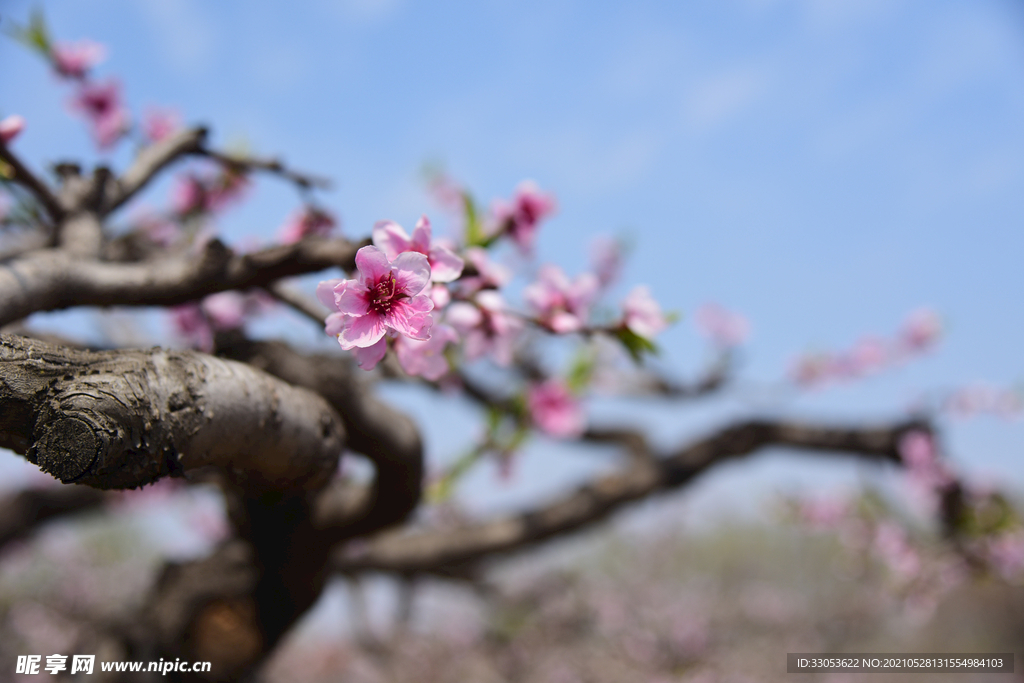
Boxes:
[334,418,927,578]
[0,334,344,492]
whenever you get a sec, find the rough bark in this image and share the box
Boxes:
[0,334,344,492]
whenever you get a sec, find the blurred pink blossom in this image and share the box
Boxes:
[70,79,130,149]
[899,308,942,353]
[873,521,921,580]
[0,114,25,143]
[278,206,338,244]
[695,303,749,347]
[986,530,1024,581]
[458,246,512,295]
[622,285,668,340]
[490,180,556,251]
[524,264,598,333]
[447,290,522,366]
[395,324,459,380]
[798,495,850,530]
[52,40,106,79]
[142,106,182,142]
[527,379,585,438]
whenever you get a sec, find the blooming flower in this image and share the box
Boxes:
[523,264,598,333]
[695,303,749,347]
[70,79,130,149]
[447,290,522,366]
[317,245,434,370]
[490,180,556,251]
[0,115,25,144]
[527,379,585,438]
[621,286,668,340]
[278,207,337,244]
[395,324,459,380]
[142,107,182,143]
[457,247,512,296]
[372,215,464,283]
[52,40,106,79]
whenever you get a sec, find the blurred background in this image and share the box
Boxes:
[1,1,1022,680]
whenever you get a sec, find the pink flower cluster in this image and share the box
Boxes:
[170,291,272,352]
[524,265,598,333]
[317,246,435,372]
[490,180,557,251]
[278,207,338,244]
[69,79,130,149]
[792,309,942,387]
[51,40,106,79]
[527,379,585,438]
[171,168,249,217]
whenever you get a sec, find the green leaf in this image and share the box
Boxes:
[463,191,484,247]
[565,346,596,393]
[6,9,53,56]
[614,326,659,364]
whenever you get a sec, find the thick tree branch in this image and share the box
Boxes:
[333,418,928,578]
[214,336,424,540]
[0,334,344,492]
[0,236,364,327]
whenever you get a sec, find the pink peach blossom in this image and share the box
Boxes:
[278,207,337,244]
[395,324,459,380]
[372,215,464,283]
[458,246,512,296]
[524,264,598,333]
[317,246,434,369]
[447,290,522,366]
[70,79,130,149]
[0,115,25,144]
[527,379,585,438]
[490,180,556,251]
[52,40,106,79]
[142,107,182,142]
[621,286,668,340]
[695,303,749,347]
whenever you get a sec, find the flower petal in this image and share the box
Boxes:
[351,337,388,370]
[335,281,371,316]
[387,296,434,340]
[390,252,432,296]
[428,244,465,282]
[372,221,412,261]
[338,312,387,349]
[316,279,346,311]
[410,215,433,253]
[354,245,393,285]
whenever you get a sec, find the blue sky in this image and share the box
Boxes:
[2,0,1023,514]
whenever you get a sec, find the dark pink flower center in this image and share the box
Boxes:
[369,273,401,315]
